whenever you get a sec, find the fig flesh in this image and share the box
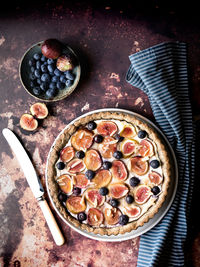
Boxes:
[99,136,117,158]
[134,185,151,204]
[71,129,93,151]
[30,102,48,119]
[84,149,102,171]
[120,124,136,138]
[20,114,38,131]
[92,169,112,188]
[57,174,73,194]
[138,140,154,157]
[85,188,105,207]
[109,183,129,199]
[67,159,85,173]
[74,173,89,188]
[111,160,128,181]
[60,146,75,163]
[129,156,149,176]
[66,196,86,214]
[148,171,163,185]
[87,208,104,226]
[41,39,62,59]
[124,206,141,218]
[120,139,138,157]
[105,207,121,225]
[97,121,118,136]
[56,55,73,72]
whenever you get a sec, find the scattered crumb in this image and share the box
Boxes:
[110,73,120,82]
[134,97,144,107]
[81,102,90,112]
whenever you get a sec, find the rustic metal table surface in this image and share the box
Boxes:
[0,1,200,267]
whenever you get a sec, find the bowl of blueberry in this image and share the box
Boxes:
[19,39,81,101]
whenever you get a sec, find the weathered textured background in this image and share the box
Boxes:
[0,1,200,266]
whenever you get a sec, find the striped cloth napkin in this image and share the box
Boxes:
[126,42,196,267]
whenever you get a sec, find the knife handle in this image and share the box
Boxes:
[38,199,65,246]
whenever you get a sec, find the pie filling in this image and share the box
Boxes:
[54,119,165,228]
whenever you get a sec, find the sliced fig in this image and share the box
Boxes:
[84,149,102,171]
[97,121,118,136]
[57,174,73,194]
[109,183,129,199]
[129,156,149,176]
[66,196,86,214]
[60,146,75,163]
[74,173,89,188]
[85,188,105,207]
[30,103,48,119]
[120,139,139,157]
[111,160,128,181]
[56,55,73,72]
[148,171,163,185]
[99,136,117,158]
[71,129,93,151]
[20,114,38,131]
[92,169,112,188]
[134,185,152,204]
[138,140,154,157]
[120,124,136,138]
[124,206,141,218]
[104,207,121,225]
[67,159,85,173]
[41,39,62,59]
[87,208,104,226]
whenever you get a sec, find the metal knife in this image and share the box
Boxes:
[2,128,65,246]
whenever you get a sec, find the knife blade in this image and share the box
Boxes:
[2,128,65,246]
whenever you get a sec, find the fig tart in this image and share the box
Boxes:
[47,111,171,235]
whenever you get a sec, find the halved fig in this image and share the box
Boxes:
[74,173,89,188]
[20,114,38,131]
[129,156,149,176]
[67,159,85,173]
[92,169,112,188]
[109,183,129,199]
[66,196,86,214]
[60,146,75,163]
[84,149,102,171]
[85,188,105,207]
[57,55,73,72]
[120,124,136,138]
[148,171,163,185]
[99,136,117,158]
[97,121,118,136]
[87,208,104,226]
[111,160,128,181]
[138,140,154,157]
[124,206,141,218]
[71,129,94,151]
[104,207,121,225]
[134,185,152,204]
[30,103,48,119]
[57,174,73,194]
[120,139,139,157]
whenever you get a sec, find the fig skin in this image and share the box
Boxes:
[30,102,48,119]
[56,55,73,72]
[20,114,38,131]
[41,39,62,59]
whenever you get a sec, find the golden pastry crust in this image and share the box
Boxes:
[47,111,171,235]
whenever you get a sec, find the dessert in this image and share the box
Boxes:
[47,111,171,235]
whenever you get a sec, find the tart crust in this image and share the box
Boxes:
[47,111,171,235]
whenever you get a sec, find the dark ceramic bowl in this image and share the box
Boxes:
[19,41,81,102]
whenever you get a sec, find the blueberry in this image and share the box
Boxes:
[30,80,37,88]
[56,81,65,90]
[119,215,129,225]
[54,68,62,77]
[48,64,56,73]
[65,70,75,80]
[129,177,140,187]
[138,130,147,139]
[41,55,46,62]
[150,160,160,169]
[66,79,73,87]
[33,53,41,60]
[58,192,68,203]
[29,73,36,80]
[47,58,55,64]
[103,161,112,170]
[49,71,54,76]
[46,88,58,98]
[49,82,57,90]
[87,121,97,130]
[110,198,119,208]
[30,66,35,73]
[36,60,42,70]
[56,161,65,170]
[33,87,42,96]
[73,187,81,196]
[85,170,95,180]
[34,69,41,78]
[41,64,48,73]
[37,78,42,85]
[76,150,85,159]
[113,151,123,159]
[60,74,66,82]
[41,73,51,83]
[99,187,109,196]
[151,186,160,195]
[94,134,104,143]
[51,75,59,83]
[126,195,134,204]
[115,134,124,142]
[40,82,49,91]
[28,58,36,66]
[77,212,87,222]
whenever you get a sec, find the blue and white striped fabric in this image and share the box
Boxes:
[126,42,196,267]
